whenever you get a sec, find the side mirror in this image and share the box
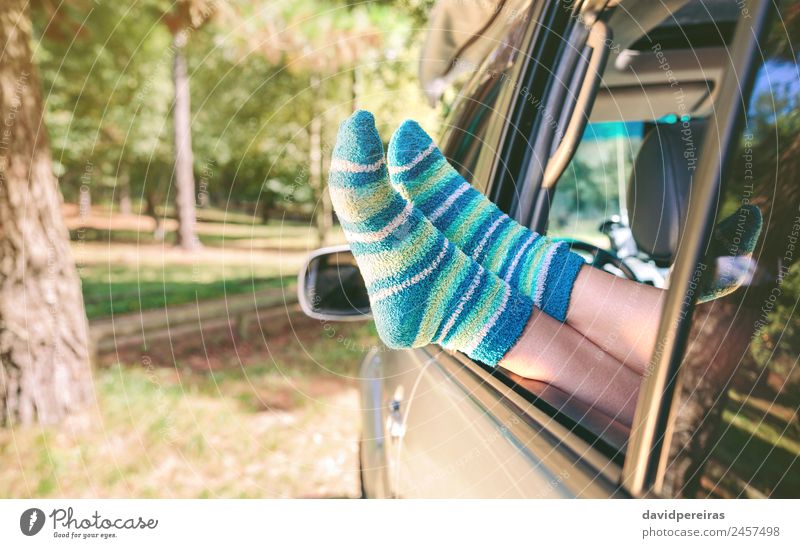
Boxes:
[297,244,371,321]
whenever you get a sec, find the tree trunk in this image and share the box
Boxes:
[117,172,132,215]
[144,190,165,242]
[660,297,762,497]
[0,0,93,425]
[260,197,270,224]
[309,74,331,247]
[172,33,200,250]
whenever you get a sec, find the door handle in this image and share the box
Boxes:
[387,397,406,440]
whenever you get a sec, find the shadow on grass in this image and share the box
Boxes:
[70,225,321,251]
[82,277,291,320]
[707,393,800,498]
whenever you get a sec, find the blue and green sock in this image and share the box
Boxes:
[328,111,533,366]
[699,204,763,303]
[388,120,584,322]
[388,120,765,312]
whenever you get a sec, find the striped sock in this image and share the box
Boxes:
[388,120,584,322]
[328,111,533,366]
[699,204,763,303]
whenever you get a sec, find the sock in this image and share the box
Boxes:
[388,120,584,322]
[698,204,763,302]
[328,111,533,366]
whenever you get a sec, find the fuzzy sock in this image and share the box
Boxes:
[388,120,584,322]
[698,204,763,302]
[328,111,533,365]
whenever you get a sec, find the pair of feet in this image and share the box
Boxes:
[329,111,582,365]
[329,110,762,366]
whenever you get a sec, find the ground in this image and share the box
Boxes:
[0,204,375,498]
[0,311,378,498]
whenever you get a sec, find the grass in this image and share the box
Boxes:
[0,313,379,498]
[68,204,345,250]
[703,389,800,498]
[70,220,343,251]
[68,206,346,319]
[79,262,291,319]
[548,224,611,249]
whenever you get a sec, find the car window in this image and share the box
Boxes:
[441,5,531,194]
[548,121,644,249]
[660,6,800,498]
[442,77,505,191]
[438,3,636,457]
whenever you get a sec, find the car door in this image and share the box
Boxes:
[380,0,788,500]
[377,0,629,498]
[357,8,542,493]
[371,0,546,498]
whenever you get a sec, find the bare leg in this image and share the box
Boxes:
[565,266,665,376]
[500,308,641,425]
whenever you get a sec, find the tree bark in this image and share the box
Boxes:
[172,32,201,250]
[660,297,762,497]
[0,0,93,425]
[144,189,165,242]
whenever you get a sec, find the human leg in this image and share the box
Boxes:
[500,307,641,425]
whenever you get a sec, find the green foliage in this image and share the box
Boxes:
[549,126,641,238]
[750,262,800,378]
[33,0,441,218]
[81,265,288,319]
[34,2,173,202]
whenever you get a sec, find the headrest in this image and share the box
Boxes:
[627,121,707,266]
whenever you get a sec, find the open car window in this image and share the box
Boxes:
[434,2,636,459]
[440,2,532,193]
[436,0,788,470]
[464,0,757,457]
[548,121,644,251]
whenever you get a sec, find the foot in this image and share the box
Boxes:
[328,111,533,365]
[699,204,764,302]
[387,120,584,322]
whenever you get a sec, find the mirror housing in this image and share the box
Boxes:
[297,245,371,321]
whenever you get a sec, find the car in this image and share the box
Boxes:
[299,0,799,498]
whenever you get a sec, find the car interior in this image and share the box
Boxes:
[449,0,746,453]
[524,0,800,498]
[550,0,736,284]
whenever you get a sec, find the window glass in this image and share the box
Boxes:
[443,79,505,189]
[549,121,644,250]
[662,5,800,498]
[441,9,530,193]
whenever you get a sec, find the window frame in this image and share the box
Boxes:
[442,0,775,496]
[438,0,631,489]
[441,348,629,496]
[620,0,776,497]
[440,0,549,194]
